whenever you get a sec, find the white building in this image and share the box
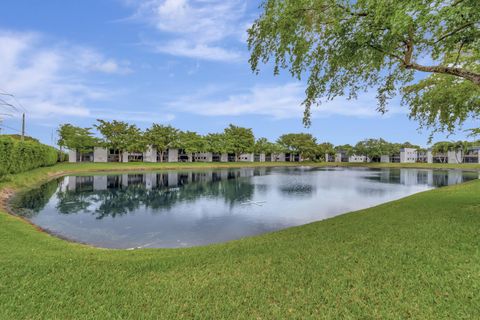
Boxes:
[91,147,107,163]
[348,155,371,163]
[400,148,418,163]
[194,152,213,162]
[447,150,463,164]
[380,155,390,163]
[325,153,335,162]
[273,153,286,162]
[463,147,480,163]
[238,153,254,162]
[334,151,349,163]
[143,146,156,163]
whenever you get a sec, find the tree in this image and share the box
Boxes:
[431,141,452,163]
[125,129,148,154]
[248,0,480,134]
[253,137,277,154]
[317,142,335,161]
[178,131,205,156]
[57,124,98,161]
[94,120,144,161]
[452,140,472,162]
[224,124,255,161]
[145,124,179,162]
[205,133,228,154]
[277,133,317,160]
[335,144,354,157]
[353,139,392,161]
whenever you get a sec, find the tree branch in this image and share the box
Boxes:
[453,41,465,66]
[434,22,475,44]
[367,43,404,62]
[404,28,414,65]
[405,63,480,85]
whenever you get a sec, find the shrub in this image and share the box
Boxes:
[0,136,58,180]
[57,151,68,163]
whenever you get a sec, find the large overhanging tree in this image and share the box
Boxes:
[248,0,480,134]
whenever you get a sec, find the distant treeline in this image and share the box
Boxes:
[58,121,480,162]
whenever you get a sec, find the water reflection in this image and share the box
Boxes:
[55,171,256,219]
[13,167,479,248]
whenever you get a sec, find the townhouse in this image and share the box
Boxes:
[69,148,299,164]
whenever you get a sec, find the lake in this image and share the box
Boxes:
[12,167,479,248]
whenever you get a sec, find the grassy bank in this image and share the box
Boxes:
[1,162,480,318]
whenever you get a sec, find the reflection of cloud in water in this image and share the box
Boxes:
[13,167,479,248]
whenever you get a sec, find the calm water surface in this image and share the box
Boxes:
[13,167,479,248]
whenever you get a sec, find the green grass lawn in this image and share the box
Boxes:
[1,162,480,319]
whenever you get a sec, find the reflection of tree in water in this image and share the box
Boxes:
[279,184,315,197]
[13,179,60,218]
[145,173,255,211]
[56,190,96,216]
[94,185,149,219]
[54,171,255,219]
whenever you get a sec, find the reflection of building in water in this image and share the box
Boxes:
[239,168,255,178]
[65,169,259,191]
[379,168,392,182]
[107,175,122,189]
[145,173,157,190]
[399,169,431,186]
[128,174,144,186]
[93,175,107,191]
[67,176,94,192]
[400,170,426,184]
[254,167,267,176]
[398,169,463,187]
[448,170,463,185]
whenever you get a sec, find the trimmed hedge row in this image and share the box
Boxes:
[0,136,58,179]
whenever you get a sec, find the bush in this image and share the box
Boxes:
[0,136,58,179]
[57,151,68,163]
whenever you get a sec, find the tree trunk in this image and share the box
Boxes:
[159,151,164,162]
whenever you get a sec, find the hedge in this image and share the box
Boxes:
[0,136,58,179]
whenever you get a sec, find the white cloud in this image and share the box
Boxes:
[91,108,175,123]
[168,83,406,119]
[127,0,247,61]
[74,48,132,74]
[0,30,130,120]
[153,40,242,62]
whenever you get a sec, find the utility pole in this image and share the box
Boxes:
[21,113,25,141]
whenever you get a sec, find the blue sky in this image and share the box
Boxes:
[0,0,474,147]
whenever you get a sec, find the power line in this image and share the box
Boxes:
[0,89,28,113]
[0,123,23,133]
[0,90,28,139]
[10,94,28,113]
[0,98,21,113]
